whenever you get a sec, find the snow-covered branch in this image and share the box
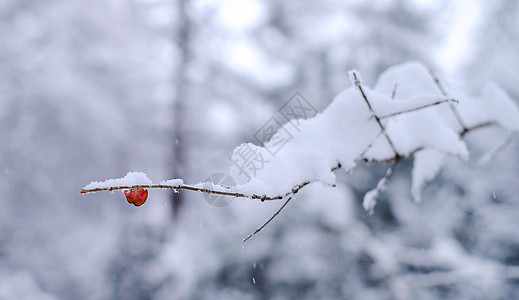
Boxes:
[350,69,399,157]
[377,98,458,120]
[81,62,519,216]
[362,160,400,216]
[81,175,309,202]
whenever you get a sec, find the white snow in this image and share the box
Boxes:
[363,187,383,214]
[411,149,446,202]
[82,171,152,190]
[374,63,440,97]
[458,83,519,131]
[231,62,519,206]
[159,179,184,186]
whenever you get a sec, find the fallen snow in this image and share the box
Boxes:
[83,171,152,190]
[232,62,519,204]
[159,179,184,186]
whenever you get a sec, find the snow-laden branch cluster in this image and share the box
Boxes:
[82,62,519,215]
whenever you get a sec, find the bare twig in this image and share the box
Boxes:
[357,131,384,160]
[352,71,400,157]
[81,184,281,201]
[243,197,293,242]
[460,121,494,137]
[363,159,400,216]
[378,98,458,120]
[391,83,398,100]
[81,164,342,201]
[400,265,519,288]
[479,132,518,164]
[428,68,468,131]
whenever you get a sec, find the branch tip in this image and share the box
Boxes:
[243,196,293,242]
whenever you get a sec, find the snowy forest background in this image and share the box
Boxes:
[1,0,519,299]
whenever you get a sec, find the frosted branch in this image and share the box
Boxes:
[351,70,400,157]
[242,196,293,242]
[400,265,519,288]
[83,183,284,201]
[363,160,400,216]
[428,68,468,131]
[479,132,518,164]
[378,98,458,119]
[81,164,342,201]
[81,120,499,211]
[391,83,398,99]
[81,62,519,230]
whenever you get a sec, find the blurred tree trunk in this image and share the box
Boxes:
[170,0,192,217]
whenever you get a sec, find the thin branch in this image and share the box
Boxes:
[460,121,494,137]
[352,71,400,157]
[357,131,384,160]
[363,159,400,216]
[428,68,468,131]
[378,98,458,120]
[391,83,398,100]
[400,265,519,288]
[81,183,284,201]
[428,68,448,96]
[357,148,421,163]
[85,184,258,199]
[81,163,342,201]
[479,132,518,164]
[243,196,293,242]
[357,121,496,163]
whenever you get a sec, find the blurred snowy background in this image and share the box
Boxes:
[1,0,518,299]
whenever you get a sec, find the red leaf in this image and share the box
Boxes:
[124,188,148,206]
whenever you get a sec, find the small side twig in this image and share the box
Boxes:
[378,98,458,120]
[363,160,400,216]
[352,71,400,157]
[391,83,398,100]
[357,131,384,160]
[399,265,519,288]
[460,122,494,137]
[479,132,518,164]
[243,196,293,242]
[428,68,468,131]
